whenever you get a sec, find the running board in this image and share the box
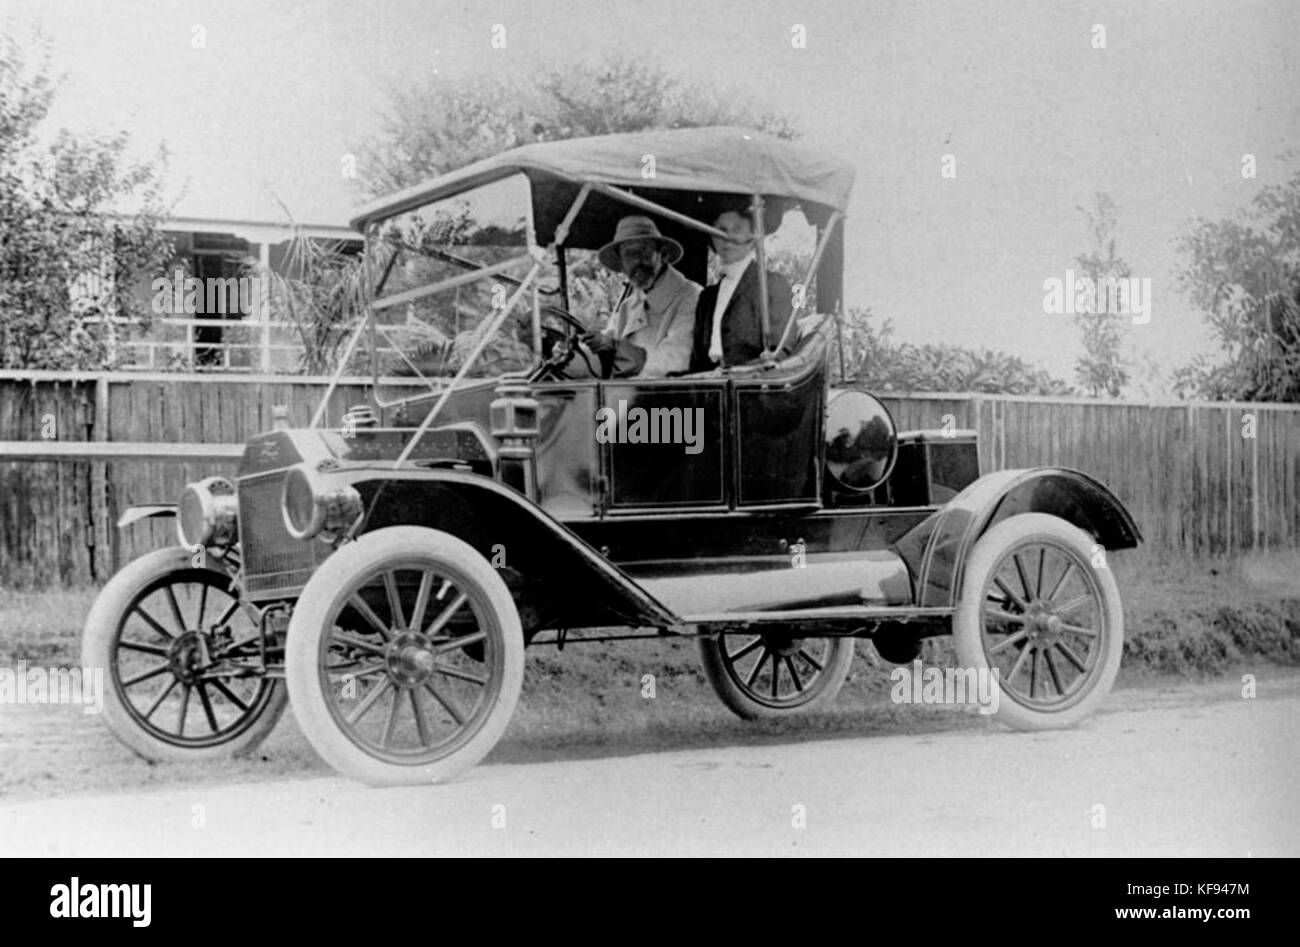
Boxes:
[633,552,913,617]
[680,605,954,626]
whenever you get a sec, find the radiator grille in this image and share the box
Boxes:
[237,471,322,598]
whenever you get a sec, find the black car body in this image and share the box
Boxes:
[85,128,1141,785]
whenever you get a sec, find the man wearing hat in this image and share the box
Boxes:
[689,201,793,372]
[579,215,701,378]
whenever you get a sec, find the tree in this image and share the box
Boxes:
[534,56,797,143]
[0,32,172,371]
[836,308,1072,395]
[1072,192,1130,397]
[253,228,371,376]
[1173,162,1300,402]
[357,54,797,196]
[359,74,538,198]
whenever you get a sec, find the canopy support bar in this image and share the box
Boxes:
[370,254,533,313]
[774,210,843,355]
[367,247,402,403]
[553,183,591,246]
[588,182,732,243]
[552,182,591,321]
[752,194,772,360]
[310,312,371,428]
[394,264,541,466]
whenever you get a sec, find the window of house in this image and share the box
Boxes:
[190,233,252,366]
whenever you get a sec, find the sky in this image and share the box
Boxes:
[3,0,1298,391]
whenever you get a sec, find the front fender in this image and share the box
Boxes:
[317,466,678,630]
[116,504,177,528]
[892,467,1142,607]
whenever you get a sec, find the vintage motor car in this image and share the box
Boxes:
[83,127,1142,785]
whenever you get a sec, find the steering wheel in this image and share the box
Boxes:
[531,319,599,382]
[542,305,590,335]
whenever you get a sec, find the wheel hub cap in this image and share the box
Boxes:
[167,631,207,683]
[1022,601,1064,644]
[762,632,802,657]
[387,632,436,686]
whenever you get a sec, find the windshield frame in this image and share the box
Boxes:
[308,169,822,467]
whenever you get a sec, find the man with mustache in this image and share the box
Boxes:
[579,216,701,378]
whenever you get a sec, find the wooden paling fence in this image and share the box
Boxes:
[0,371,426,586]
[2,370,1298,586]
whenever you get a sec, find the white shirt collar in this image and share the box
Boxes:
[708,251,755,365]
[719,251,755,282]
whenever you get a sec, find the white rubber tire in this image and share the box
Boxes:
[285,526,524,786]
[954,513,1124,731]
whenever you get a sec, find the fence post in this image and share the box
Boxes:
[91,374,110,580]
[998,398,1006,470]
[1252,410,1261,552]
[259,242,272,372]
[1187,403,1196,556]
[1224,409,1233,555]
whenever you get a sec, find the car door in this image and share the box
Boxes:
[599,376,728,512]
[730,354,825,508]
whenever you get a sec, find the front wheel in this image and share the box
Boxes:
[698,629,855,720]
[82,547,287,762]
[285,526,524,786]
[953,513,1124,730]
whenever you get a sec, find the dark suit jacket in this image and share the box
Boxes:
[689,261,793,372]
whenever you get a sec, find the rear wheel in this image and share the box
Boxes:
[953,513,1124,730]
[285,526,523,786]
[698,628,854,720]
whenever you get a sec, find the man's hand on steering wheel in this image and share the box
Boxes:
[545,305,601,371]
[579,330,615,355]
[532,310,600,380]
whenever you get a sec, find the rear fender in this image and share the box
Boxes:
[321,467,678,630]
[892,467,1142,607]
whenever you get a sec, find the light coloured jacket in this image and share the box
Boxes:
[600,265,701,377]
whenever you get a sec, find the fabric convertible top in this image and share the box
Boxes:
[349,126,857,247]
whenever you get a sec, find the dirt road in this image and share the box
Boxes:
[2,674,1295,857]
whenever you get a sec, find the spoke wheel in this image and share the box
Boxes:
[698,627,854,719]
[286,527,523,786]
[954,514,1124,730]
[82,547,287,761]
